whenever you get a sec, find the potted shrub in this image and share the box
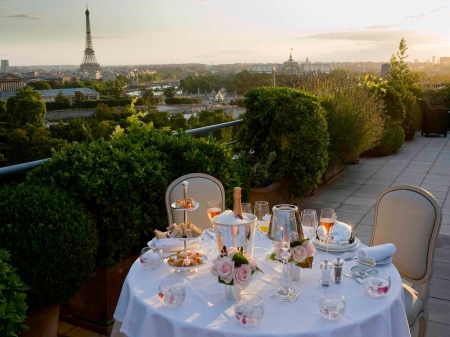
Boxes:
[237,87,329,198]
[364,123,405,156]
[27,122,244,332]
[0,184,98,336]
[0,249,29,337]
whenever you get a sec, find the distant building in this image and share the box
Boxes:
[0,73,26,92]
[0,87,100,103]
[101,72,117,81]
[440,57,450,65]
[381,64,391,79]
[414,59,419,63]
[249,51,333,75]
[432,56,436,64]
[0,60,9,70]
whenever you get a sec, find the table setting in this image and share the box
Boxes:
[114,184,410,337]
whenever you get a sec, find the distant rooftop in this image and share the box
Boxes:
[0,87,99,100]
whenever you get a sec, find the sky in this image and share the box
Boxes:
[1,0,450,66]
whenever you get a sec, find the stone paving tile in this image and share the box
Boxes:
[420,184,450,193]
[57,322,75,335]
[427,321,450,337]
[314,194,349,204]
[336,204,372,215]
[363,179,393,187]
[339,177,368,185]
[329,182,362,191]
[441,206,450,215]
[351,189,383,199]
[429,297,450,324]
[367,206,375,215]
[343,197,377,207]
[304,200,342,210]
[345,171,375,179]
[357,185,389,193]
[359,214,374,226]
[422,178,450,187]
[436,235,450,248]
[404,165,432,174]
[434,248,450,262]
[426,173,450,180]
[370,174,399,181]
[394,176,425,185]
[358,235,371,246]
[426,191,448,200]
[376,168,405,175]
[399,172,427,179]
[353,224,374,237]
[322,188,355,197]
[334,211,364,225]
[430,278,450,301]
[440,224,450,236]
[432,261,450,281]
[65,327,108,337]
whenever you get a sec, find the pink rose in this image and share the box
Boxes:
[211,258,220,276]
[244,253,257,270]
[292,245,307,263]
[304,240,316,257]
[234,265,252,288]
[273,242,289,261]
[217,256,235,284]
[228,247,239,259]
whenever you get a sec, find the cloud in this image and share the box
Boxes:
[298,30,441,45]
[0,14,43,20]
[93,36,124,39]
[365,24,403,30]
[430,5,448,12]
[405,14,426,20]
[217,49,254,55]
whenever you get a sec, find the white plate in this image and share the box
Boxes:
[312,237,361,252]
[351,265,365,277]
[171,201,199,211]
[376,256,393,265]
[163,253,208,273]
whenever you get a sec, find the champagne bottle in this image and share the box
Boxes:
[233,187,244,220]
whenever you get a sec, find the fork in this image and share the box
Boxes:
[344,274,363,284]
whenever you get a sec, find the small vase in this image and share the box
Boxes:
[289,263,301,281]
[224,284,241,301]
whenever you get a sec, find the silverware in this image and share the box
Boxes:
[344,274,363,284]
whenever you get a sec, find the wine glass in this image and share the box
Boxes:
[254,201,270,250]
[301,209,318,240]
[270,206,299,302]
[242,203,253,214]
[320,208,336,260]
[207,200,222,254]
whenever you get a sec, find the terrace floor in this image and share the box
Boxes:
[299,134,450,337]
[58,133,450,337]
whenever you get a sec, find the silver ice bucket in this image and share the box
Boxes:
[213,213,257,256]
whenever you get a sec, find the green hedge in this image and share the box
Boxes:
[165,97,201,105]
[364,124,405,156]
[237,87,329,196]
[27,125,242,267]
[0,184,98,311]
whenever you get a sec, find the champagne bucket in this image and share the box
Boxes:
[213,213,257,256]
[267,204,304,242]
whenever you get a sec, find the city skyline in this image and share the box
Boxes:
[1,0,450,67]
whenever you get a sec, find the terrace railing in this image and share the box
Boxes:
[0,119,243,177]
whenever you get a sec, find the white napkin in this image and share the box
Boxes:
[148,237,201,252]
[317,221,351,243]
[358,243,396,261]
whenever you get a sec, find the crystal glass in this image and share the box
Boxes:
[234,294,264,327]
[254,201,270,250]
[363,269,391,297]
[158,277,186,308]
[320,208,336,259]
[319,291,346,320]
[140,247,163,271]
[301,209,318,240]
[242,203,253,214]
[207,200,222,254]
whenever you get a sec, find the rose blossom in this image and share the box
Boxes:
[244,253,257,270]
[304,240,316,257]
[228,247,239,259]
[273,242,288,261]
[217,256,235,284]
[234,265,252,288]
[292,245,307,263]
[211,258,220,276]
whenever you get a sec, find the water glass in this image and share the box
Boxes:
[300,209,318,240]
[242,203,253,214]
[363,269,391,297]
[140,247,163,271]
[234,294,264,327]
[158,277,186,308]
[319,291,346,320]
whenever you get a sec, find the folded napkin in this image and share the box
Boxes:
[148,237,201,252]
[357,243,396,261]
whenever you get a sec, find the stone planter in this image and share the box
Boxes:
[322,162,346,184]
[249,180,291,209]
[21,303,60,337]
[60,253,139,335]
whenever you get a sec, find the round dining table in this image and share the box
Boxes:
[113,232,410,337]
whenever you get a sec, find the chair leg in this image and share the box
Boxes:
[418,316,427,337]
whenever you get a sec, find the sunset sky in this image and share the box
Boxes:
[1,0,450,66]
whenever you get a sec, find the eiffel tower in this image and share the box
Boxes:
[80,5,101,71]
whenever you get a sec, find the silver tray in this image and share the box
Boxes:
[163,253,208,274]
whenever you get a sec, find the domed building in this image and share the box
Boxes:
[280,51,303,74]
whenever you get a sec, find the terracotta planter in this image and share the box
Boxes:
[322,162,345,184]
[60,253,139,335]
[249,180,291,209]
[21,303,60,337]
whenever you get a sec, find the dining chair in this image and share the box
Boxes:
[165,173,226,230]
[370,185,442,337]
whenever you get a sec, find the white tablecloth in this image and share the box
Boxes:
[114,234,410,337]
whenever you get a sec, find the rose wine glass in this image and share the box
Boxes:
[320,208,336,260]
[207,200,222,254]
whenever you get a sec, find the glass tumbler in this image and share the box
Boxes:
[158,277,186,308]
[234,294,264,327]
[319,291,346,320]
[140,247,163,271]
[363,269,391,297]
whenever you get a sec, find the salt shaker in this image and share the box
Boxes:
[320,260,333,287]
[332,257,345,284]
